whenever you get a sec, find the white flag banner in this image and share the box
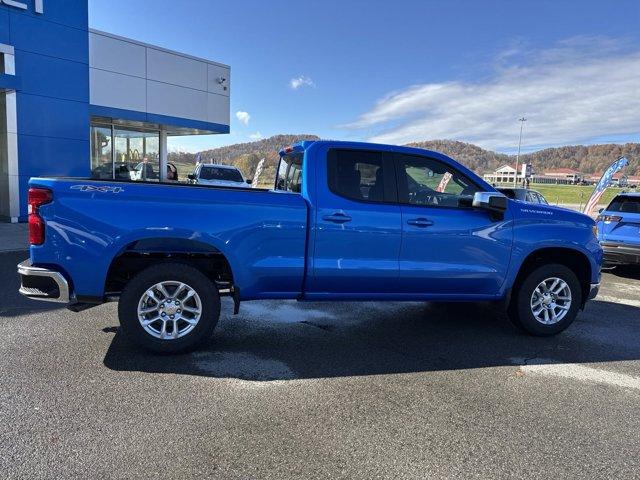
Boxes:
[584,156,629,216]
[436,172,453,193]
[252,158,266,188]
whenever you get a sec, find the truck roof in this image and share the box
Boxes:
[279,139,495,191]
[280,140,446,158]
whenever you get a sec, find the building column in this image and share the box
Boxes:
[159,127,168,181]
[0,43,20,223]
[5,92,19,222]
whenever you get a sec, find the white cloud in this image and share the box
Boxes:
[249,131,263,140]
[235,110,251,126]
[344,37,640,151]
[289,75,315,90]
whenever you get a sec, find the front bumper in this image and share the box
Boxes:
[601,242,640,266]
[17,260,71,303]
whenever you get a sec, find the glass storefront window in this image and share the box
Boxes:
[91,123,161,181]
[114,128,160,181]
[90,125,113,179]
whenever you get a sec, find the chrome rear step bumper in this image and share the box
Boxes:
[17,260,71,303]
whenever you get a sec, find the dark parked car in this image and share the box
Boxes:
[497,187,549,205]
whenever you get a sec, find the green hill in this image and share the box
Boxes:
[168,136,639,185]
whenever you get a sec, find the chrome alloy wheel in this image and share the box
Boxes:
[530,277,572,325]
[137,281,202,339]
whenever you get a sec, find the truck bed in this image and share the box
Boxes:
[28,177,309,300]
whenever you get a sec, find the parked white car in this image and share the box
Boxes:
[131,162,161,181]
[188,164,251,188]
[129,162,179,182]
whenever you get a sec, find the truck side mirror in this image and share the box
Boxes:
[187,174,196,181]
[473,192,508,215]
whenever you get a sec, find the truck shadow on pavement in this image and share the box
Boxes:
[608,266,640,281]
[103,297,640,381]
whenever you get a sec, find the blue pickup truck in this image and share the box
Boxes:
[18,141,602,353]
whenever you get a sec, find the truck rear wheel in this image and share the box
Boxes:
[118,263,220,353]
[508,263,582,336]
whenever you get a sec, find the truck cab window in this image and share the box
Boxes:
[526,191,537,203]
[328,149,392,202]
[276,152,303,192]
[396,154,480,208]
[537,193,549,205]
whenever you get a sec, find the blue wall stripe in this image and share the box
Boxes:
[89,105,230,134]
[6,1,90,219]
[3,1,230,221]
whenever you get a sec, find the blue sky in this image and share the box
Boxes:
[89,0,640,153]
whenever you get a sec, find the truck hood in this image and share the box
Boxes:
[511,201,596,227]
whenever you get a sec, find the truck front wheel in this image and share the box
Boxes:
[509,263,582,336]
[118,263,220,353]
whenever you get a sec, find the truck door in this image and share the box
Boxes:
[307,148,401,295]
[394,153,512,296]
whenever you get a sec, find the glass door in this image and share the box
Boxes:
[90,124,113,179]
[114,127,160,181]
[91,123,160,181]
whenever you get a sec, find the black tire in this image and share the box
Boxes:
[508,263,582,336]
[118,263,220,354]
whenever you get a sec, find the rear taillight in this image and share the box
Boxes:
[28,214,46,245]
[28,187,52,245]
[595,215,622,223]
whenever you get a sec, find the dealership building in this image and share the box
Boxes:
[0,0,230,222]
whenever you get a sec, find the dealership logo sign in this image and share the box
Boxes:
[1,0,43,14]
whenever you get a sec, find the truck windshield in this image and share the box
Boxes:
[199,166,243,182]
[276,152,303,193]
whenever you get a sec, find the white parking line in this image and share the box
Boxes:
[514,358,640,391]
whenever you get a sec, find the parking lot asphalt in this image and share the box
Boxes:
[1,250,640,479]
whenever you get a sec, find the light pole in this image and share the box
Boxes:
[514,117,527,187]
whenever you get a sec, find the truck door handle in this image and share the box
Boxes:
[407,218,434,227]
[323,213,352,223]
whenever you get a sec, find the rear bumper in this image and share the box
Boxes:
[601,242,640,266]
[17,260,71,303]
